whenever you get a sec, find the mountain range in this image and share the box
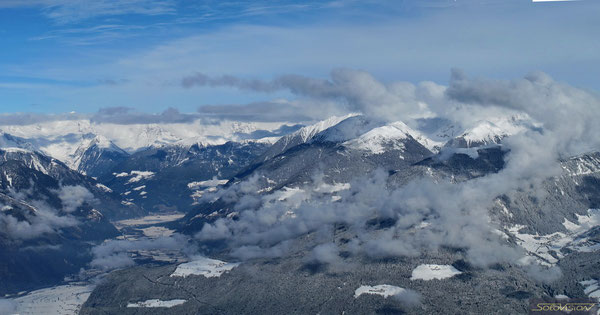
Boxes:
[1,114,599,314]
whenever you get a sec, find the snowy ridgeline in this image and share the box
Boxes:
[0,113,534,174]
[114,170,155,183]
[0,119,286,156]
[170,256,240,278]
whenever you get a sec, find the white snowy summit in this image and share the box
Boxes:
[0,118,296,170]
[445,115,533,148]
[343,121,441,154]
[258,114,358,162]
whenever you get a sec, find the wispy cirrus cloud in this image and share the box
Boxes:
[23,0,354,44]
[1,0,175,23]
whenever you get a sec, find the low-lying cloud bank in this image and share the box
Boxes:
[0,185,95,241]
[196,170,525,267]
[90,234,193,270]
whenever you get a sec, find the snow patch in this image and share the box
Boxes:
[562,154,600,177]
[574,209,600,229]
[113,171,155,183]
[580,279,600,309]
[139,226,175,238]
[187,179,228,189]
[509,210,600,266]
[354,285,406,298]
[114,213,185,228]
[127,299,186,308]
[170,256,240,278]
[10,284,93,315]
[410,264,462,281]
[127,171,154,183]
[508,225,569,265]
[95,183,112,193]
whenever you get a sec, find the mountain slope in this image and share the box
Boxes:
[0,155,121,295]
[0,147,143,219]
[82,149,600,315]
[182,116,435,233]
[73,135,130,178]
[256,114,357,163]
[444,116,532,148]
[99,141,271,213]
[0,119,296,167]
[233,115,434,189]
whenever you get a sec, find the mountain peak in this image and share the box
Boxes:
[445,115,532,148]
[343,121,439,154]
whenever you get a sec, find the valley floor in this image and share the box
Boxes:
[2,212,185,315]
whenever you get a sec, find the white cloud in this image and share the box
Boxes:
[2,1,599,113]
[58,185,95,213]
[1,0,175,23]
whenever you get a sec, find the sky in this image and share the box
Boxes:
[0,0,599,115]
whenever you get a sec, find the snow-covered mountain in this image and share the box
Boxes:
[257,114,438,163]
[0,118,302,215]
[0,148,132,295]
[309,115,383,144]
[3,112,600,314]
[0,148,143,219]
[444,115,533,148]
[84,119,600,315]
[4,113,600,314]
[184,115,436,231]
[0,131,35,151]
[73,135,130,177]
[96,140,271,213]
[342,120,442,154]
[256,114,357,163]
[0,119,296,170]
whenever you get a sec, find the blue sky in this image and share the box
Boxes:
[0,0,599,115]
